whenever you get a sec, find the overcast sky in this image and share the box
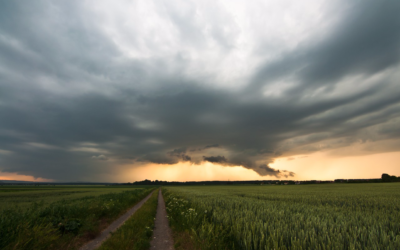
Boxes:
[0,0,399,181]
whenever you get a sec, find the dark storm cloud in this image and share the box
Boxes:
[258,164,294,178]
[168,148,191,161]
[202,155,290,178]
[0,0,399,181]
[203,156,227,163]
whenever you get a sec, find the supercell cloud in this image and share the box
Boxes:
[0,0,399,181]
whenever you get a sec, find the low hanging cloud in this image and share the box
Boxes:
[203,155,292,178]
[168,148,192,162]
[203,156,228,163]
[0,0,399,181]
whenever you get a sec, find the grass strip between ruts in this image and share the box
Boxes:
[98,189,159,250]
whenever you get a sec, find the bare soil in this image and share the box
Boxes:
[79,190,155,250]
[150,189,175,250]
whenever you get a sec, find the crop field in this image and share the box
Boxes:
[0,185,154,250]
[164,183,400,250]
[0,185,150,211]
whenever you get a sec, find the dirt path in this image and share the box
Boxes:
[150,189,175,250]
[79,190,155,250]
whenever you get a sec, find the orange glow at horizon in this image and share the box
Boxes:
[2,151,399,183]
[270,151,400,180]
[121,151,400,182]
[124,161,271,182]
[0,171,53,182]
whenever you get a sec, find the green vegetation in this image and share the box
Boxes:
[382,173,400,182]
[165,183,400,250]
[99,190,159,250]
[0,185,154,250]
[0,185,150,211]
[164,188,235,250]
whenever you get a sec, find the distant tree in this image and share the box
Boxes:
[382,173,391,182]
[382,173,399,182]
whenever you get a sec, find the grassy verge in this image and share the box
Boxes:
[98,189,159,250]
[163,188,235,250]
[0,187,155,250]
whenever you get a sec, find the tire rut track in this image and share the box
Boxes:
[79,190,155,250]
[150,189,175,250]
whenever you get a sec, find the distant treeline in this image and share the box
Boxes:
[124,173,400,186]
[381,173,400,182]
[336,174,399,183]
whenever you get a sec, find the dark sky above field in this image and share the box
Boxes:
[0,0,400,182]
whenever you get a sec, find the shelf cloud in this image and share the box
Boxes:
[0,0,399,181]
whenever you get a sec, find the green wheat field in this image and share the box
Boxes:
[164,183,400,250]
[1,183,399,249]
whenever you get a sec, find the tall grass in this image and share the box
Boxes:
[0,188,154,250]
[163,189,236,250]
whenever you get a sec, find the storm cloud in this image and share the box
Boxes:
[203,156,228,164]
[0,0,399,181]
